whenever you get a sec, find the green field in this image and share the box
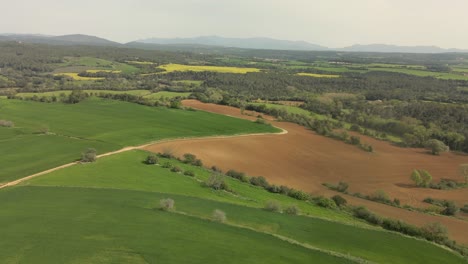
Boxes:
[158,64,261,74]
[297,72,340,78]
[0,98,278,183]
[251,102,315,117]
[143,91,191,99]
[4,150,463,264]
[56,57,139,74]
[0,186,335,264]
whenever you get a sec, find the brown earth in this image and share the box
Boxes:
[143,99,468,244]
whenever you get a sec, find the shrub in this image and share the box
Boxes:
[267,184,281,193]
[205,172,230,191]
[382,219,421,237]
[284,205,300,215]
[160,149,174,159]
[0,120,14,127]
[162,162,172,168]
[81,148,97,162]
[212,209,227,223]
[249,176,270,188]
[211,166,223,173]
[183,170,195,177]
[460,204,468,213]
[264,200,282,212]
[336,181,349,193]
[145,154,159,165]
[350,136,361,145]
[159,198,175,211]
[421,222,449,242]
[441,201,459,216]
[193,159,203,167]
[226,169,248,182]
[353,206,383,225]
[170,166,182,173]
[332,195,347,207]
[254,118,269,125]
[369,190,391,204]
[316,196,337,209]
[182,153,197,164]
[287,189,310,201]
[279,185,291,195]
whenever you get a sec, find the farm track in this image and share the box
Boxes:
[2,100,467,244]
[142,100,468,245]
[0,127,286,189]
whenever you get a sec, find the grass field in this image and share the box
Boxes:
[367,67,468,80]
[173,80,204,86]
[86,69,121,73]
[56,57,139,74]
[158,64,261,74]
[10,149,466,264]
[53,72,104,81]
[126,60,156,65]
[297,72,340,78]
[251,102,315,117]
[0,186,334,264]
[0,98,279,183]
[143,91,191,99]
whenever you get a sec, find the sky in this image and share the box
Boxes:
[1,0,467,49]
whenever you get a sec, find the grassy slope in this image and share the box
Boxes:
[22,150,467,264]
[0,186,344,264]
[0,98,278,183]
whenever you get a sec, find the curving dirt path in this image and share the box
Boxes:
[0,126,286,190]
[2,100,467,244]
[143,100,468,245]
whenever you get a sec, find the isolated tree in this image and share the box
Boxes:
[81,148,97,162]
[145,154,158,165]
[159,198,175,211]
[284,205,300,215]
[420,170,433,187]
[410,170,423,186]
[264,200,281,212]
[212,209,226,223]
[424,139,449,155]
[459,164,468,184]
[205,172,229,191]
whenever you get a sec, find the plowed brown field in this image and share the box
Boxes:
[143,100,468,244]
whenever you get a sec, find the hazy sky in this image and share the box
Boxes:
[1,0,467,48]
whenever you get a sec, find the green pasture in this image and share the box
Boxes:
[0,98,278,183]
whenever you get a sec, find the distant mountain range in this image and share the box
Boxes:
[1,33,467,54]
[137,36,328,51]
[0,33,120,46]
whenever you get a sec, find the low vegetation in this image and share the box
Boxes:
[158,63,261,74]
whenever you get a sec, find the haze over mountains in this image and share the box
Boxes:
[1,33,467,54]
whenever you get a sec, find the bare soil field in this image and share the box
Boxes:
[143,100,468,244]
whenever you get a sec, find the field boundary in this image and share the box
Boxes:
[0,128,287,189]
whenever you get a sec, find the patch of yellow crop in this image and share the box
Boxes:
[53,73,104,81]
[158,64,260,74]
[86,70,121,73]
[296,73,340,78]
[126,61,155,65]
